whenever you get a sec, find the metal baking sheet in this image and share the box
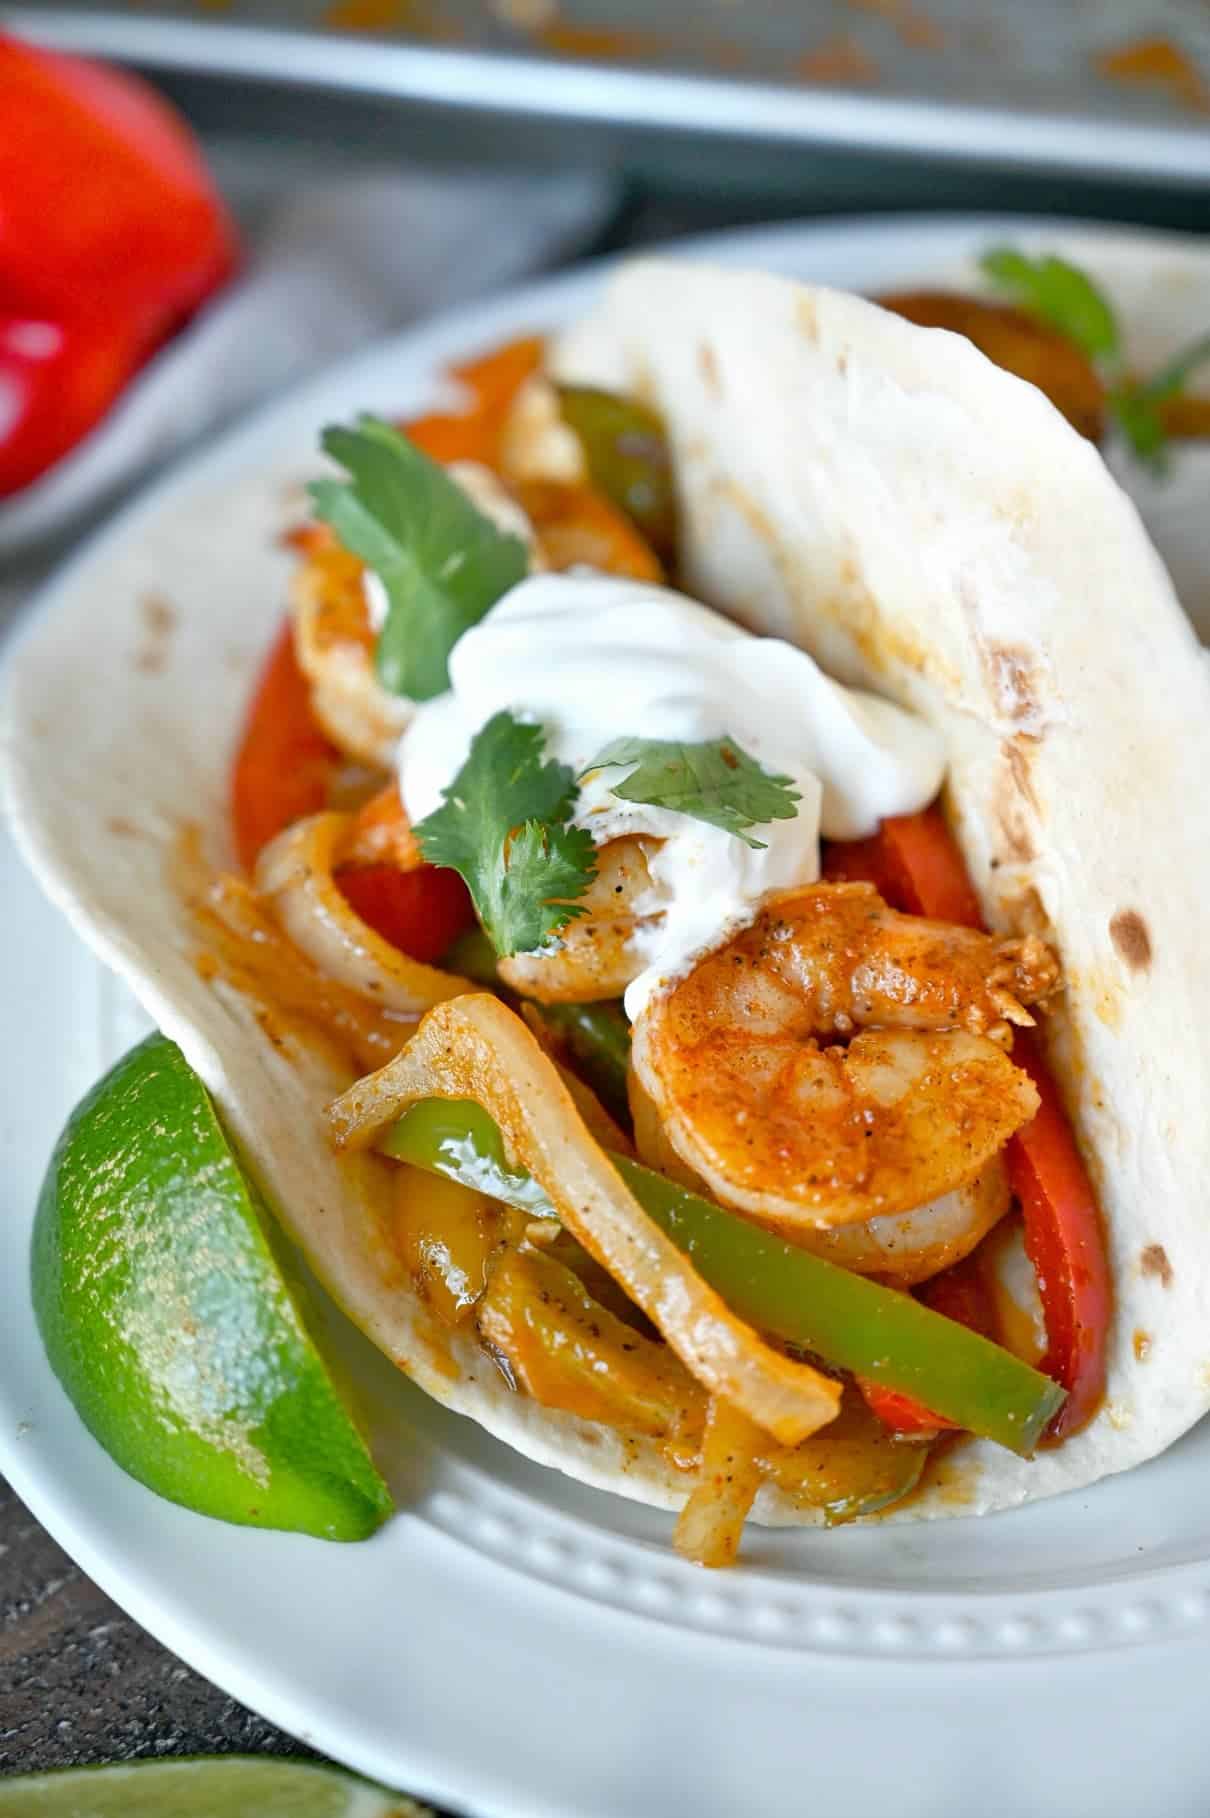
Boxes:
[9,0,1210,186]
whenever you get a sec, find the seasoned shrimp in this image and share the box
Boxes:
[290,537,410,770]
[630,1071,1012,1283]
[498,836,665,1002]
[631,882,1058,1233]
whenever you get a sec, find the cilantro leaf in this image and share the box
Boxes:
[1111,331,1210,471]
[1107,385,1170,471]
[414,711,597,958]
[979,247,1210,473]
[585,735,801,850]
[1144,330,1210,404]
[309,417,528,703]
[979,247,1120,364]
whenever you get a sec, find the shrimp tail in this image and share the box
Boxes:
[987,933,1061,1032]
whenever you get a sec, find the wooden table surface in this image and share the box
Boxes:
[0,1478,457,1806]
[0,1478,313,1774]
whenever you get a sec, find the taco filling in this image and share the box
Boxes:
[211,302,1112,1565]
[22,255,1206,1567]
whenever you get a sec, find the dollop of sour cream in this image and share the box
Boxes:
[398,573,945,1017]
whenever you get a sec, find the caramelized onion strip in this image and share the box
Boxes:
[674,1397,766,1569]
[327,994,842,1445]
[256,812,470,1017]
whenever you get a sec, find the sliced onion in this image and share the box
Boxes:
[674,1397,765,1568]
[327,994,842,1446]
[256,813,469,1018]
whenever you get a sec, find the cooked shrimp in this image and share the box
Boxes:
[498,836,665,1002]
[290,539,410,770]
[629,1069,1011,1283]
[631,882,1057,1232]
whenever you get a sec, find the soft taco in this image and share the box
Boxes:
[8,257,1210,1567]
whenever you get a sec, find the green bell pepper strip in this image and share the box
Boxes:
[380,1098,1066,1456]
[556,384,677,559]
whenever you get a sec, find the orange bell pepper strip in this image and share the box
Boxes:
[405,335,544,467]
[825,804,1111,1439]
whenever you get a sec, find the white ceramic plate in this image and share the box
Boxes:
[6,216,1210,1818]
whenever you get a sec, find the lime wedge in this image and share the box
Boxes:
[32,1034,393,1541]
[0,1756,430,1816]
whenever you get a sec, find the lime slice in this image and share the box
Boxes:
[32,1034,393,1541]
[0,1756,430,1816]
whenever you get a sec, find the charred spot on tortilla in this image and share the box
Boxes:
[106,816,140,838]
[1140,1243,1173,1287]
[1110,909,1153,972]
[992,793,1036,866]
[796,294,820,343]
[697,343,721,396]
[1003,737,1040,809]
[986,644,1043,726]
[1133,1330,1153,1362]
[134,591,178,675]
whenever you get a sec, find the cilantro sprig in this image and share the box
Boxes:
[309,417,528,703]
[413,711,597,958]
[979,248,1119,363]
[979,246,1210,473]
[584,735,801,850]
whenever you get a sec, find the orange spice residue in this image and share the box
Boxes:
[536,20,672,61]
[1095,34,1210,113]
[325,0,413,30]
[796,35,880,85]
[847,0,944,52]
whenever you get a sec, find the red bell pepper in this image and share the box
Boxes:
[0,36,238,495]
[827,805,1111,1440]
[337,864,475,964]
[231,624,338,874]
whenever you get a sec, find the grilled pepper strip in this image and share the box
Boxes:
[825,804,1111,1437]
[555,384,677,559]
[380,1097,1066,1456]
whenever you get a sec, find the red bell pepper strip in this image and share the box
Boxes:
[0,37,238,495]
[336,865,475,965]
[231,624,338,874]
[822,805,984,928]
[826,805,1111,1439]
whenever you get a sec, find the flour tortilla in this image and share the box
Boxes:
[6,261,1209,1527]
[553,258,1210,1512]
